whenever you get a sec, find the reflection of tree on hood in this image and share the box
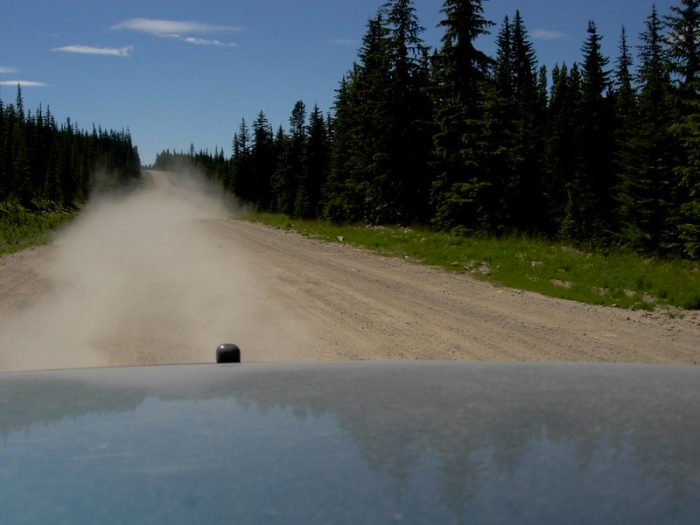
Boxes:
[223,363,700,519]
[2,362,699,522]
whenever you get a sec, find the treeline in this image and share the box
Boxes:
[0,87,141,211]
[157,0,699,259]
[154,102,331,219]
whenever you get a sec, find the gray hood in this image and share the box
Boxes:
[1,361,699,524]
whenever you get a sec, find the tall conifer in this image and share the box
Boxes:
[665,0,700,91]
[664,0,700,256]
[431,0,494,230]
[561,22,613,241]
[300,105,330,219]
[251,111,275,209]
[325,14,391,222]
[378,0,433,224]
[619,7,675,250]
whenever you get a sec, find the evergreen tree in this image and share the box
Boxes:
[431,0,494,230]
[271,101,306,216]
[485,11,543,232]
[618,7,675,251]
[613,26,637,128]
[665,0,700,91]
[325,3,431,225]
[436,0,493,106]
[611,26,639,237]
[561,21,613,241]
[251,111,275,209]
[512,11,546,232]
[0,89,139,211]
[481,15,514,231]
[666,0,700,256]
[375,0,433,224]
[0,94,5,200]
[543,63,582,235]
[673,95,700,257]
[298,105,329,219]
[232,118,252,200]
[325,14,391,223]
[289,101,308,217]
[324,73,368,222]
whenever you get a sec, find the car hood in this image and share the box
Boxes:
[1,361,699,524]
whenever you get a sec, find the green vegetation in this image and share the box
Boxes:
[0,200,75,255]
[0,86,141,256]
[162,0,699,262]
[0,88,140,209]
[248,212,700,311]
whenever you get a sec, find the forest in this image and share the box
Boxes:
[156,0,699,260]
[0,86,141,211]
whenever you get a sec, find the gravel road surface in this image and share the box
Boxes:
[1,171,698,371]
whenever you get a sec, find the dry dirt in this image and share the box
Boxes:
[1,170,698,372]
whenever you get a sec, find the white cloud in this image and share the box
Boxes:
[328,38,359,46]
[0,66,18,74]
[113,18,238,37]
[52,45,134,57]
[0,80,48,87]
[531,29,566,40]
[184,37,237,48]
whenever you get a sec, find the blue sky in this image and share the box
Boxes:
[0,0,676,164]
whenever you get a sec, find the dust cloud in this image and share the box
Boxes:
[0,168,297,372]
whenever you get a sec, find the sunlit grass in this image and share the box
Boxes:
[0,203,76,256]
[246,212,700,311]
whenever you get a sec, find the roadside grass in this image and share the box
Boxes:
[0,201,76,256]
[246,212,700,311]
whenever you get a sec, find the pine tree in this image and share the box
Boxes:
[673,100,700,258]
[324,74,366,222]
[266,125,284,213]
[289,100,308,217]
[665,0,700,257]
[482,15,514,231]
[324,4,431,224]
[232,118,252,200]
[481,11,545,233]
[373,0,433,224]
[618,7,675,251]
[431,0,494,230]
[507,11,544,231]
[299,105,329,219]
[0,95,7,200]
[613,26,637,128]
[251,111,275,209]
[436,0,493,106]
[272,101,306,216]
[561,21,613,241]
[10,86,32,206]
[611,26,639,237]
[325,14,391,223]
[15,85,24,121]
[543,63,582,235]
[665,0,700,91]
[58,120,77,207]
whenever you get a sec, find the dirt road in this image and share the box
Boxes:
[206,221,699,365]
[1,171,698,371]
